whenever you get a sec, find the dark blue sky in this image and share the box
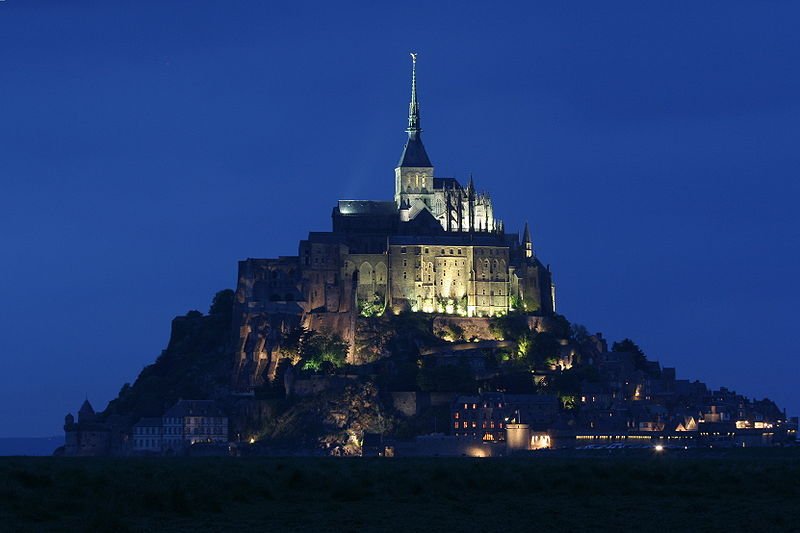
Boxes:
[1,1,798,437]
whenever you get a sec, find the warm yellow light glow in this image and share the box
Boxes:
[654,444,664,452]
[249,437,256,444]
[466,446,488,458]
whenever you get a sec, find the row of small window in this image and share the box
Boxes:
[453,432,505,439]
[455,421,504,429]
[461,403,504,410]
[135,439,159,448]
[454,409,505,419]
[190,427,225,435]
[404,247,504,257]
[400,247,463,256]
[185,417,225,425]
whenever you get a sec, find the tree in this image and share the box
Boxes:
[209,289,235,316]
[570,323,590,343]
[300,332,349,372]
[549,313,571,339]
[528,332,562,368]
[612,338,649,372]
[416,360,474,392]
[489,313,529,341]
[358,293,385,318]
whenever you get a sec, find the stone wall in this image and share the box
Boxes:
[432,316,498,341]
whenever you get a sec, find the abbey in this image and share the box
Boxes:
[233,56,555,388]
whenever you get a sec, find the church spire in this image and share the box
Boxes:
[407,52,421,134]
[397,53,432,168]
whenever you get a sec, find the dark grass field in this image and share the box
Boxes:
[1,448,799,532]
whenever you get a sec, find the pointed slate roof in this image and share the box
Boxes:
[522,221,531,244]
[78,399,95,417]
[398,134,432,168]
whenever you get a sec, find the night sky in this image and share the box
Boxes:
[1,1,798,437]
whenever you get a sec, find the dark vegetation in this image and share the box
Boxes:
[2,450,799,531]
[101,290,235,421]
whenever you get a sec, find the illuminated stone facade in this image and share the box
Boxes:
[233,56,555,389]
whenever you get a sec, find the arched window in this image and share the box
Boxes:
[359,262,373,285]
[375,262,387,284]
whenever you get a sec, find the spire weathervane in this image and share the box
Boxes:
[407,52,421,134]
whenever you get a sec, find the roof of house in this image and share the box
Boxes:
[164,400,226,419]
[133,417,163,428]
[78,399,95,417]
[337,200,397,216]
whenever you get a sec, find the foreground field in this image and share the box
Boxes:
[1,449,799,532]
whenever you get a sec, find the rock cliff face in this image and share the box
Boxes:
[265,382,394,455]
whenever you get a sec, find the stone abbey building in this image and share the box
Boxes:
[234,56,555,389]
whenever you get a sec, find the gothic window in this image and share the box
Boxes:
[376,263,387,284]
[359,263,373,285]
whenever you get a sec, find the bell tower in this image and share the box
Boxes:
[395,53,434,210]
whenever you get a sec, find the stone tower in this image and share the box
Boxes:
[395,53,435,211]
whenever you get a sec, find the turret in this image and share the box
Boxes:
[522,221,533,258]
